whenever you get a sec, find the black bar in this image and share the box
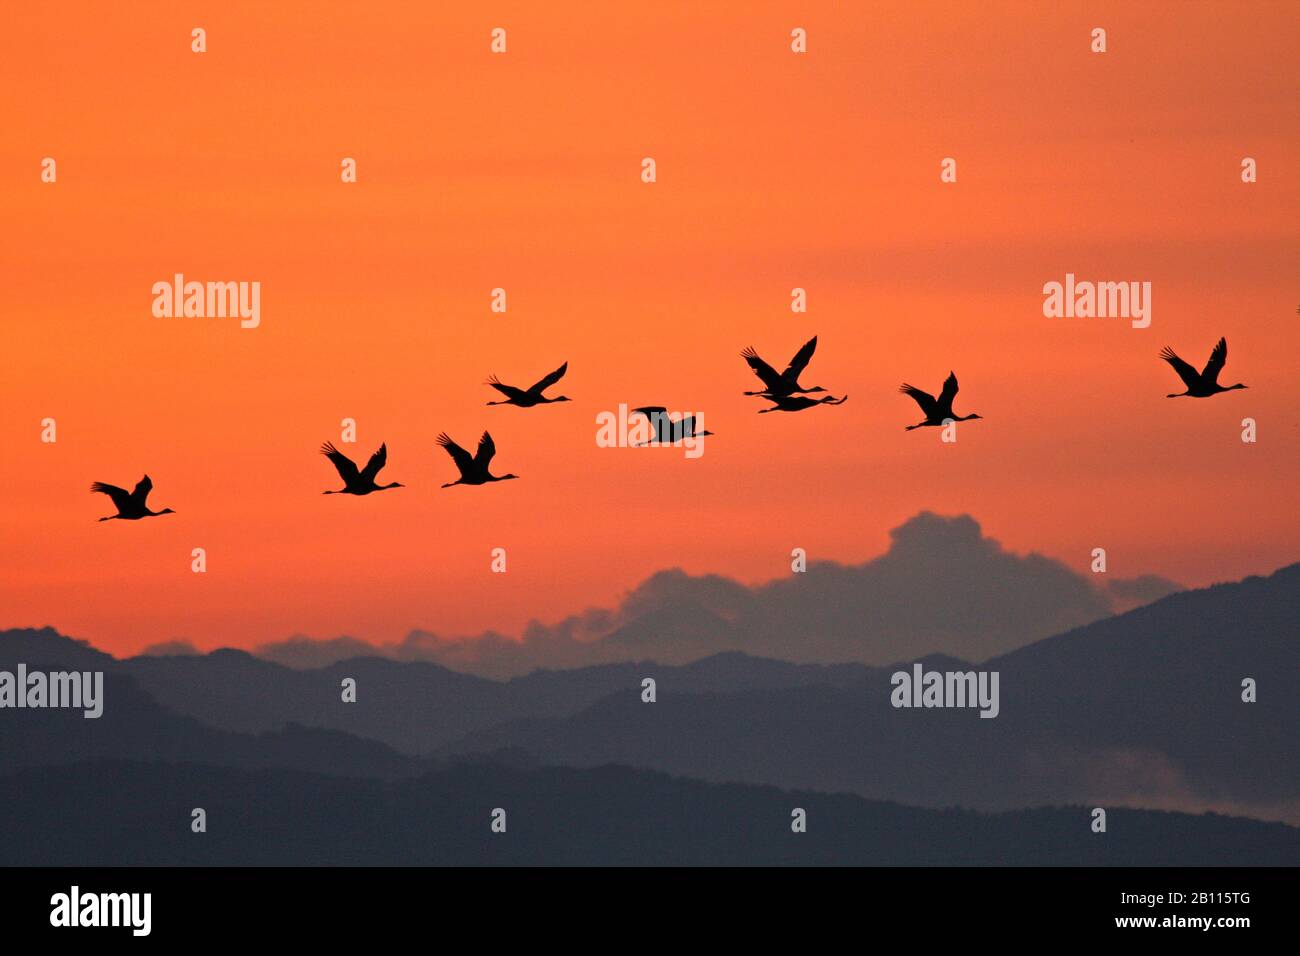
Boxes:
[0,866,1288,942]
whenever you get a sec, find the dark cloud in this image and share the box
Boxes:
[1101,574,1182,612]
[256,636,385,669]
[138,640,200,657]
[254,512,1180,677]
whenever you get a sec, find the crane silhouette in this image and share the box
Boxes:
[321,442,403,495]
[437,431,519,487]
[899,372,983,430]
[1161,338,1248,398]
[741,336,827,397]
[485,362,572,407]
[629,407,714,444]
[757,393,848,413]
[91,475,175,521]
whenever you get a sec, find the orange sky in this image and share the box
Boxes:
[2,1,1297,657]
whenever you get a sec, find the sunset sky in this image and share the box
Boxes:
[2,1,1297,657]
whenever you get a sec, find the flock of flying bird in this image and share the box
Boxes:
[90,335,1248,519]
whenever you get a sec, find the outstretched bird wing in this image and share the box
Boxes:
[360,443,388,482]
[1160,347,1200,388]
[529,361,568,394]
[783,336,818,379]
[90,482,133,511]
[630,407,669,436]
[937,371,959,415]
[436,433,475,475]
[486,376,528,400]
[1201,337,1227,384]
[131,474,153,505]
[898,383,938,417]
[320,442,360,484]
[741,348,784,390]
[475,431,497,466]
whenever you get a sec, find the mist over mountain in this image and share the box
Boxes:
[253,512,1181,677]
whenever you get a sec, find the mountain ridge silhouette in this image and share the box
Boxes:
[1,760,1294,866]
[3,561,1294,828]
[436,563,1299,821]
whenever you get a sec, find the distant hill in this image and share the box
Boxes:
[0,760,1293,866]
[0,631,868,753]
[0,665,419,780]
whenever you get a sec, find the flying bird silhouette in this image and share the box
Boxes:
[1160,338,1248,398]
[629,407,714,444]
[321,442,403,495]
[757,393,848,413]
[91,475,175,521]
[899,372,983,430]
[485,362,572,407]
[741,336,826,397]
[437,431,519,487]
